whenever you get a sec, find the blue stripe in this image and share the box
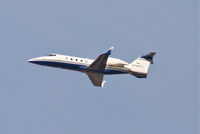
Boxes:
[103,69,127,74]
[30,60,127,74]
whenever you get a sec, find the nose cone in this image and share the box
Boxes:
[28,56,47,65]
[28,57,42,64]
[28,58,36,63]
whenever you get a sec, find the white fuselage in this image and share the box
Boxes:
[28,53,130,74]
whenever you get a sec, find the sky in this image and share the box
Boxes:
[0,0,198,134]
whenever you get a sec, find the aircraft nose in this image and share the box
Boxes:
[28,56,45,64]
[27,58,37,63]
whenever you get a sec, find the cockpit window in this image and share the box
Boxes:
[48,53,56,56]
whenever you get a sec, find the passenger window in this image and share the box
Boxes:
[80,60,83,62]
[76,59,78,61]
[71,58,73,60]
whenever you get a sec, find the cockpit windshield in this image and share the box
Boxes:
[48,53,56,56]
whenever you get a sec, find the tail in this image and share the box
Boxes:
[125,52,156,78]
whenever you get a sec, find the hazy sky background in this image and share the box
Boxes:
[0,0,198,134]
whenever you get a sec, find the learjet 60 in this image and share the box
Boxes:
[28,47,156,87]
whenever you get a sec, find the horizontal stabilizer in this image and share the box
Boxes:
[141,52,156,64]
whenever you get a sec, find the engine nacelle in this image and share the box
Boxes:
[107,57,128,67]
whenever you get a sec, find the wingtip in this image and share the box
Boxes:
[101,81,106,87]
[109,46,114,51]
[105,46,114,55]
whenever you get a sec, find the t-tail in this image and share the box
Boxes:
[124,52,156,78]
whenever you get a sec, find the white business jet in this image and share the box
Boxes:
[28,47,156,87]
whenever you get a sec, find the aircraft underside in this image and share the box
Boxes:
[30,60,127,75]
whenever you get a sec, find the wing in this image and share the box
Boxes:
[86,72,106,87]
[87,46,114,73]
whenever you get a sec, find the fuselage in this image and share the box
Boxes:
[28,47,155,87]
[28,53,130,75]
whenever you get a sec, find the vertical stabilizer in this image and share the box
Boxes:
[125,52,156,78]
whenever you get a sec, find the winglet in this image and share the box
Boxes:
[101,80,106,87]
[105,46,114,55]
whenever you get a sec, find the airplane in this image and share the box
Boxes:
[28,47,156,87]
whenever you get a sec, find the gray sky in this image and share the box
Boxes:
[0,0,198,134]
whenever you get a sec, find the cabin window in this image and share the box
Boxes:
[76,59,78,61]
[48,54,56,56]
[71,58,73,60]
[80,59,83,62]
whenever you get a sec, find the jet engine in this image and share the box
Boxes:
[107,57,128,67]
